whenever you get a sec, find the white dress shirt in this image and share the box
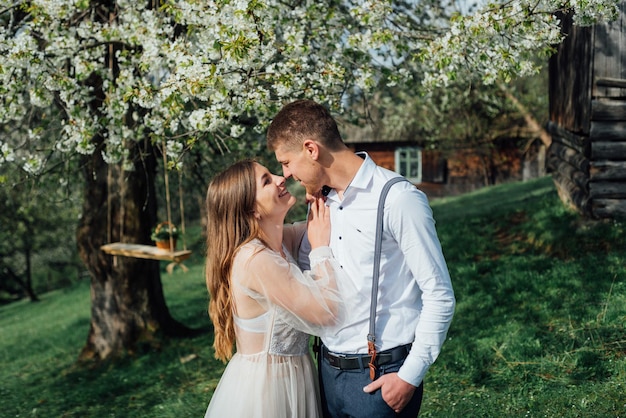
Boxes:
[299,152,455,387]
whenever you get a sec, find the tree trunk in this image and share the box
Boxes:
[2,264,39,302]
[76,138,195,362]
[23,247,39,302]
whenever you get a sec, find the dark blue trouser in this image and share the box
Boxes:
[319,347,424,418]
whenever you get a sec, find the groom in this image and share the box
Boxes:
[266,99,455,417]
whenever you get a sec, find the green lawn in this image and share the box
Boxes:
[1,175,624,417]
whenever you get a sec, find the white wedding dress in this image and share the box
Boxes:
[204,301,321,417]
[205,226,347,418]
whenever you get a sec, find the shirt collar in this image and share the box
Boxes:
[349,152,375,191]
[325,152,374,201]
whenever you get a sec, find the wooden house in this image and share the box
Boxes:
[340,122,546,199]
[548,2,626,218]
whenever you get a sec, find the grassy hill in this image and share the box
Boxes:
[1,175,624,417]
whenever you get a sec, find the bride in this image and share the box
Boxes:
[204,159,347,418]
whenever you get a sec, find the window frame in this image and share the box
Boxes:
[394,146,422,183]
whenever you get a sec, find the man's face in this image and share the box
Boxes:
[274,143,323,196]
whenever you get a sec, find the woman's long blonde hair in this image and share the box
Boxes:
[205,160,261,362]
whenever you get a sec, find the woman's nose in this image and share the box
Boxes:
[274,175,285,186]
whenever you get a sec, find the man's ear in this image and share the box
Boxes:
[303,139,319,160]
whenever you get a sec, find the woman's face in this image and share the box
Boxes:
[253,163,296,220]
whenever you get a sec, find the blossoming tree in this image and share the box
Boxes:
[0,0,618,361]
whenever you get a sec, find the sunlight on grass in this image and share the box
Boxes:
[424,176,626,417]
[1,175,625,417]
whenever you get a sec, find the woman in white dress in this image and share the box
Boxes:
[204,159,346,418]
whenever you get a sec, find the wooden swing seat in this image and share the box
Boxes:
[101,242,192,263]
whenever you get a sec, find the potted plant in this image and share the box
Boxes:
[151,221,181,250]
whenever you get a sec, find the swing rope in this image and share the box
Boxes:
[107,164,112,246]
[178,169,187,251]
[161,141,188,251]
[107,163,116,267]
[161,140,175,252]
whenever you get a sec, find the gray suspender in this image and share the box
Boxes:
[367,176,408,380]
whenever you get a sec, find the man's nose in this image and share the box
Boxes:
[282,167,292,179]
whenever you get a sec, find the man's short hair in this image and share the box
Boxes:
[267,99,344,151]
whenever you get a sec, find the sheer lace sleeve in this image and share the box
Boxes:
[232,240,350,338]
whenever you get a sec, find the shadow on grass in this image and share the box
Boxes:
[430,176,625,399]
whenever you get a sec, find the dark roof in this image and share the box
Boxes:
[338,119,402,144]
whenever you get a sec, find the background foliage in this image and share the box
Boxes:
[1,176,624,417]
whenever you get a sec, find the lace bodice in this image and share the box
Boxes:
[229,237,349,357]
[234,308,310,356]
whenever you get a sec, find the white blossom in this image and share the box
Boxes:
[230,125,246,138]
[0,142,16,163]
[23,155,44,175]
[165,140,184,160]
[0,0,619,172]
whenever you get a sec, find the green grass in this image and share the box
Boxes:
[1,175,624,417]
[0,262,221,417]
[424,176,626,417]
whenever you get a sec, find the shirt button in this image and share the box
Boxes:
[339,206,343,210]
[339,236,342,240]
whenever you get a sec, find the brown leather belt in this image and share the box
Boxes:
[322,344,411,370]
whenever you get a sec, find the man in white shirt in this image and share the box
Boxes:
[267,99,455,417]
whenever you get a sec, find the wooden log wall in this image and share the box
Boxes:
[546,121,591,215]
[548,12,593,134]
[585,3,626,218]
[591,0,626,98]
[589,97,626,218]
[548,2,626,219]
[548,96,626,219]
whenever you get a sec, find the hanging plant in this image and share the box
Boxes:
[151,222,181,250]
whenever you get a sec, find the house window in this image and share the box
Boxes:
[395,147,422,183]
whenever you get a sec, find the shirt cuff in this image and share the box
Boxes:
[308,246,333,264]
[397,354,429,387]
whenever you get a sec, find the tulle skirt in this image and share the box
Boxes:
[204,352,321,418]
